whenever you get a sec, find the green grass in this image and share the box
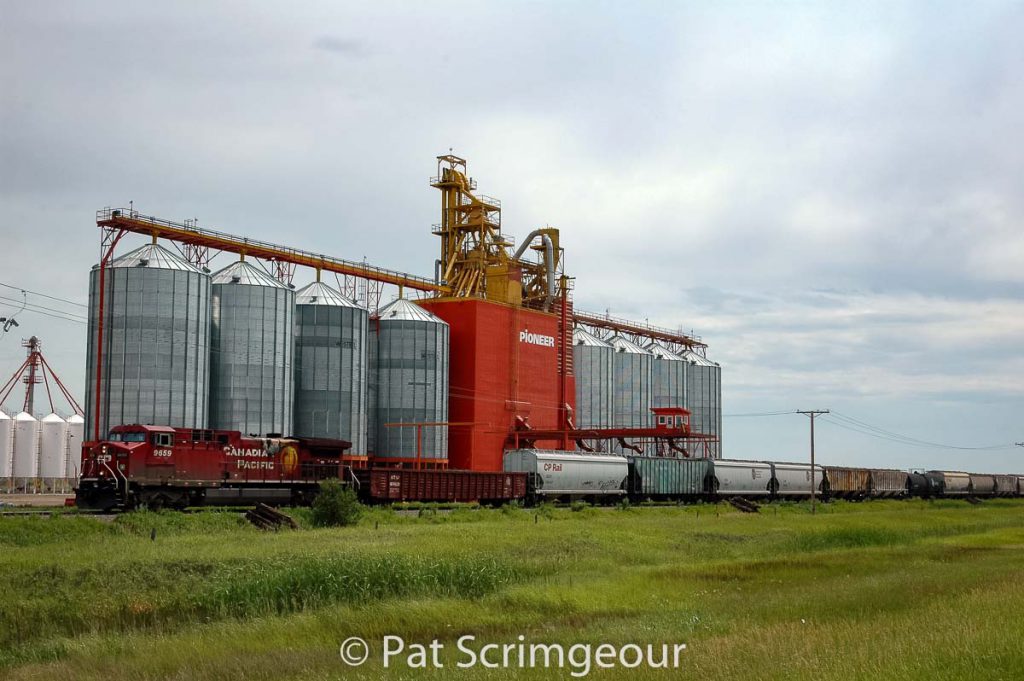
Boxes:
[1,499,1023,679]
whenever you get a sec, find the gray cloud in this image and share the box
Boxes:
[1,0,1021,470]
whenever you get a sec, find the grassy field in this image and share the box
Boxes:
[1,499,1023,680]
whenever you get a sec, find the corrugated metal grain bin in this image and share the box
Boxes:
[1017,476,1024,497]
[293,282,368,452]
[823,466,871,499]
[993,474,1018,497]
[707,459,773,497]
[0,410,12,481]
[646,342,687,410]
[868,468,908,497]
[628,456,709,498]
[358,469,526,503]
[610,335,652,454]
[573,329,614,432]
[371,299,449,461]
[681,350,721,457]
[968,474,996,497]
[209,261,294,437]
[85,244,211,439]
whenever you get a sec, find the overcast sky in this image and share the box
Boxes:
[2,1,1022,471]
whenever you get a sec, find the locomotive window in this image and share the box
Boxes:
[119,432,146,443]
[217,434,229,445]
[152,433,173,447]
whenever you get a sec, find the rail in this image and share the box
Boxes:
[96,208,448,293]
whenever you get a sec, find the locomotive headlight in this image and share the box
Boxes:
[102,445,108,455]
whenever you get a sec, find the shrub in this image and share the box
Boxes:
[570,500,588,512]
[310,480,363,527]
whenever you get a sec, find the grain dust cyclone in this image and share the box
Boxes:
[2,2,1024,680]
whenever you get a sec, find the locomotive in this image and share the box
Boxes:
[76,424,362,510]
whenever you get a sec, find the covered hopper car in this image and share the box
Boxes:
[503,449,628,501]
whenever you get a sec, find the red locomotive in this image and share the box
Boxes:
[76,424,360,510]
[76,424,529,510]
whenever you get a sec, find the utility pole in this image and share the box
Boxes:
[797,410,829,514]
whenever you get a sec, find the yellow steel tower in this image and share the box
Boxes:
[430,154,564,310]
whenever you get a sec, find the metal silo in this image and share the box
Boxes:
[646,342,687,410]
[708,354,721,457]
[39,413,67,483]
[573,329,613,433]
[682,350,719,457]
[0,410,12,485]
[12,411,39,481]
[610,335,652,453]
[293,281,368,452]
[85,243,211,440]
[372,299,449,462]
[209,261,294,437]
[66,414,85,480]
[646,342,688,456]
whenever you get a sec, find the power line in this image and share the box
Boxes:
[0,295,88,322]
[0,281,87,308]
[827,411,1013,451]
[723,410,797,418]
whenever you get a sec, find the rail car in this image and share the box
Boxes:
[75,425,1024,510]
[503,449,628,502]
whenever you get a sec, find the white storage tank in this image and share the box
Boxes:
[66,414,85,480]
[12,411,39,479]
[39,413,68,480]
[0,410,12,480]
